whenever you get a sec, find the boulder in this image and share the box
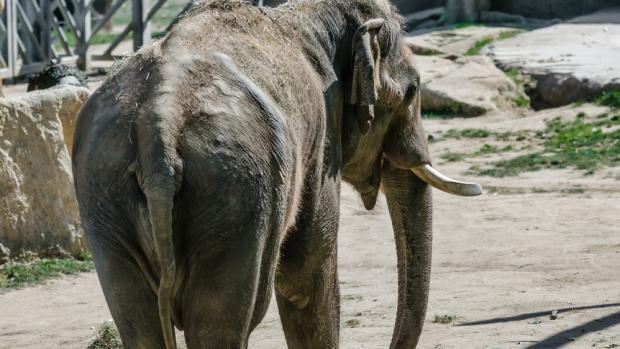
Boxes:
[482,8,620,109]
[415,55,523,117]
[0,86,90,261]
[403,7,444,31]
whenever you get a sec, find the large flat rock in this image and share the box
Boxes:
[406,26,521,56]
[483,8,620,108]
[415,55,523,116]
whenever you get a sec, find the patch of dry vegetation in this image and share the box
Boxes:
[87,322,122,349]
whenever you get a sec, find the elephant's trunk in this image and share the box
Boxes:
[382,162,432,349]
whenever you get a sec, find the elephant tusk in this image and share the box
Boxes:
[411,164,482,196]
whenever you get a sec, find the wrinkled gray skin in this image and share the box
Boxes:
[73,0,432,348]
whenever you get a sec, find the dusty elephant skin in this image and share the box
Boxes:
[72,0,477,348]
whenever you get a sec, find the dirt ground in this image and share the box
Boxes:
[1,102,619,348]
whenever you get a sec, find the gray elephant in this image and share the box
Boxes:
[72,0,481,348]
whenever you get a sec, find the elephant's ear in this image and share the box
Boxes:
[350,18,385,134]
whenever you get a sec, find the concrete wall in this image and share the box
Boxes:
[490,0,619,19]
[391,0,618,19]
[390,0,445,15]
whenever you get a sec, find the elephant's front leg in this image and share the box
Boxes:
[275,181,340,349]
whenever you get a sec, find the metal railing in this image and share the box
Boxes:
[0,0,188,79]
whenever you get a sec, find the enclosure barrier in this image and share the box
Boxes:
[0,0,185,79]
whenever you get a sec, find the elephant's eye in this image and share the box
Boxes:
[403,82,417,105]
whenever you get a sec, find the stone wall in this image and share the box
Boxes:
[0,86,90,261]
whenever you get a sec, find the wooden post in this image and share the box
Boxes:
[132,0,150,51]
[76,0,91,71]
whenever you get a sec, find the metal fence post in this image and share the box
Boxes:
[22,0,38,63]
[41,0,52,61]
[76,0,91,71]
[6,0,16,77]
[132,0,150,51]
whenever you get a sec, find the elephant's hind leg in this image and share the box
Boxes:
[183,247,272,349]
[276,244,340,349]
[88,242,168,349]
[275,183,341,349]
[181,235,276,349]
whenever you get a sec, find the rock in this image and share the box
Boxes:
[483,8,620,109]
[403,36,444,56]
[403,7,444,30]
[415,55,523,117]
[0,86,90,260]
[406,26,521,56]
[528,73,608,110]
[550,310,558,320]
[27,63,87,92]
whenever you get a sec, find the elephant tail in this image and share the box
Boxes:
[145,190,178,349]
[136,119,183,349]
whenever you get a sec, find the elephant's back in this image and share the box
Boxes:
[161,1,325,127]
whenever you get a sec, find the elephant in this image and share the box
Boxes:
[72,0,481,348]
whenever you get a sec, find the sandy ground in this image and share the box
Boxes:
[1,102,619,348]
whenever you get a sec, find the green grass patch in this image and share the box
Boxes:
[465,30,524,56]
[451,21,485,30]
[440,144,515,163]
[345,319,361,328]
[474,144,515,155]
[440,152,465,162]
[0,253,94,289]
[504,68,521,82]
[497,30,523,40]
[515,95,530,108]
[597,90,620,109]
[422,111,461,119]
[470,115,620,177]
[503,68,533,108]
[437,128,531,143]
[443,128,492,139]
[465,37,494,56]
[433,314,457,324]
[560,187,586,194]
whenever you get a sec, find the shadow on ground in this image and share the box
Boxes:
[458,303,620,348]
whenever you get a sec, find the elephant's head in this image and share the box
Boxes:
[340,5,481,347]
